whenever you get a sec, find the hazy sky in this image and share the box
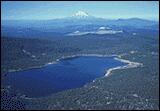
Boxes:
[1,1,159,20]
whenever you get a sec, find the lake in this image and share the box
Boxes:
[3,56,126,98]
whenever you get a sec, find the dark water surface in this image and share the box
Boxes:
[3,56,126,98]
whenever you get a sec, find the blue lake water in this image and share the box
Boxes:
[3,56,126,98]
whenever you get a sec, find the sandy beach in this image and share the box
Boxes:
[105,57,143,77]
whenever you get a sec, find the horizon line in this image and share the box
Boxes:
[1,17,159,22]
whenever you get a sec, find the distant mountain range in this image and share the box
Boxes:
[1,11,159,38]
[2,11,158,27]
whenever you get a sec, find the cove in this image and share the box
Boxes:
[3,56,127,98]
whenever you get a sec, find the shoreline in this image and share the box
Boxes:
[105,57,143,77]
[5,61,58,75]
[5,53,143,76]
[3,53,143,100]
[5,53,118,74]
[58,53,118,60]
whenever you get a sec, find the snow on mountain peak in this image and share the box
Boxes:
[99,27,106,30]
[74,11,89,17]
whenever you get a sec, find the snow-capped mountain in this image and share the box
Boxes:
[2,10,158,38]
[73,11,89,17]
[71,11,95,19]
[2,10,158,27]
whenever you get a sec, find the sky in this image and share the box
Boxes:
[1,1,159,21]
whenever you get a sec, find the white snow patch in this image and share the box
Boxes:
[74,11,89,17]
[106,102,111,104]
[99,27,111,30]
[130,50,137,54]
[67,31,90,36]
[95,30,123,34]
[67,29,123,36]
[99,27,106,30]
[133,94,139,97]
[74,31,80,33]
